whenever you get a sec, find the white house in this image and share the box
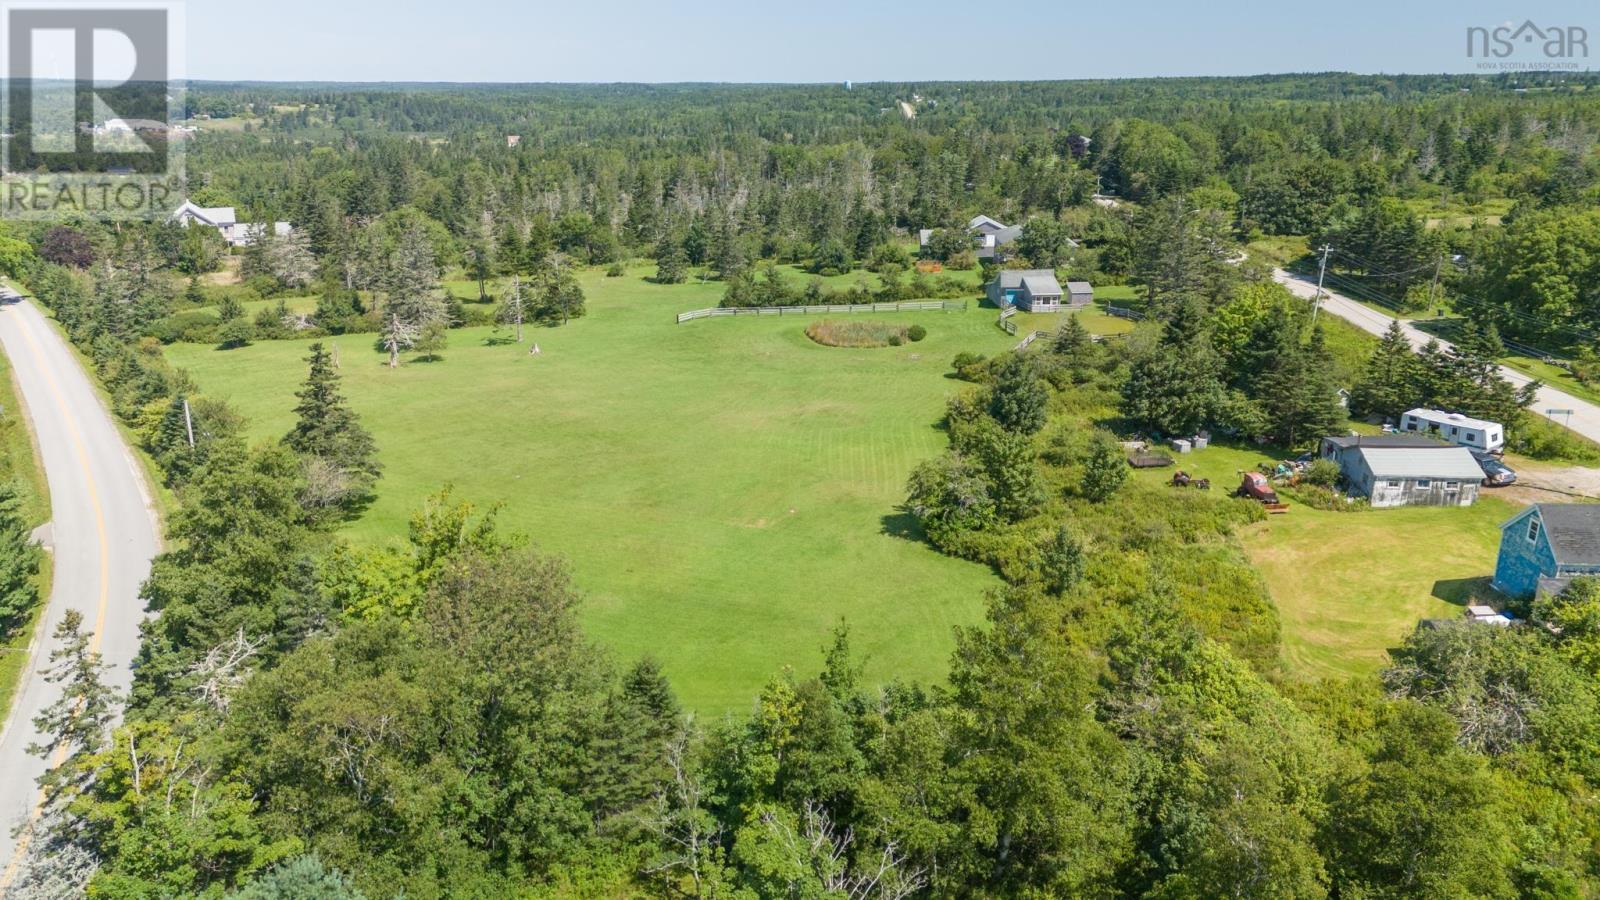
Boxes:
[920,215,1077,262]
[170,200,292,248]
[1399,408,1504,453]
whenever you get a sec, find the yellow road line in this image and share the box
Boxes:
[0,304,113,893]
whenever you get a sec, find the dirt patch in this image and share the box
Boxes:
[202,257,242,287]
[1498,459,1600,506]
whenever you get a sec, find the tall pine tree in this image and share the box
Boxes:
[284,343,381,514]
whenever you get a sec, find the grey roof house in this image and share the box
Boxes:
[1318,433,1484,508]
[987,270,1064,312]
[1494,504,1600,599]
[920,215,1073,262]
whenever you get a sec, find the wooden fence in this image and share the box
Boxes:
[1106,305,1144,321]
[1015,330,1047,351]
[675,300,965,324]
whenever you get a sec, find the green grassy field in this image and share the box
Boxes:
[1242,497,1513,679]
[0,348,53,727]
[164,264,1105,712]
[1128,438,1514,680]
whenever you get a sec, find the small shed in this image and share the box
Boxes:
[1066,281,1093,308]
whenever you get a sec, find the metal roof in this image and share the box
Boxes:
[1325,433,1447,451]
[1066,281,1093,293]
[1402,408,1501,433]
[992,225,1023,246]
[995,270,1061,294]
[1356,446,1485,479]
[1021,274,1062,296]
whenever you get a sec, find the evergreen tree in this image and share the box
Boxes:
[654,239,688,284]
[216,293,245,322]
[1038,526,1086,595]
[0,481,38,637]
[1052,313,1091,358]
[383,224,446,334]
[229,856,366,900]
[1258,325,1345,447]
[1080,431,1129,502]
[29,610,118,802]
[988,355,1050,435]
[960,419,1047,522]
[284,343,380,513]
[535,259,587,326]
[1349,319,1421,420]
[1121,301,1224,436]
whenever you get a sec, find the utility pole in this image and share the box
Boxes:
[1310,244,1333,325]
[1428,254,1444,316]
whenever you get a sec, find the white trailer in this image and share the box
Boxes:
[1399,408,1504,453]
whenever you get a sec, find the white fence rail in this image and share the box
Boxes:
[1106,305,1144,321]
[676,300,966,324]
[1000,318,1019,336]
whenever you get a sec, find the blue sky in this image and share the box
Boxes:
[184,0,1599,83]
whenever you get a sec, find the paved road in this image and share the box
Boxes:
[0,294,160,884]
[1274,268,1600,445]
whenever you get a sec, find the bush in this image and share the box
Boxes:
[1302,458,1341,488]
[605,262,626,277]
[217,317,255,349]
[1509,415,1600,465]
[908,325,927,342]
[146,311,221,344]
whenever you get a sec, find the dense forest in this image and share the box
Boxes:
[2,73,1600,897]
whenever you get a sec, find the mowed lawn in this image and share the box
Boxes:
[165,265,1062,713]
[1129,440,1515,680]
[1242,496,1514,679]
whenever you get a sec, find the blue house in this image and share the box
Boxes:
[1492,504,1600,600]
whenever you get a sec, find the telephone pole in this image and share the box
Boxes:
[1310,244,1333,325]
[1428,254,1444,315]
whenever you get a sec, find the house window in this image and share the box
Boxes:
[1528,519,1541,543]
[1416,480,1432,489]
[1450,427,1459,436]
[1445,482,1459,490]
[1386,481,1402,489]
[1466,432,1477,442]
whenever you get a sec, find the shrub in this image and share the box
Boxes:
[952,352,990,382]
[1302,458,1341,488]
[1509,415,1600,465]
[805,320,910,348]
[605,262,626,277]
[908,325,927,342]
[217,317,255,349]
